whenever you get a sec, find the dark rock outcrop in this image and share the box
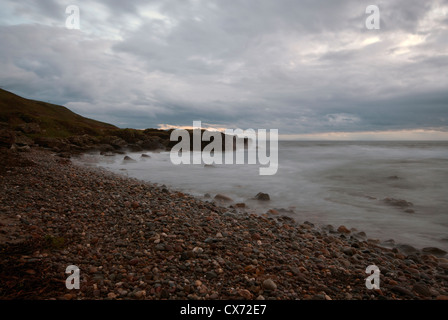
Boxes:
[123,156,136,162]
[383,198,413,208]
[254,192,270,201]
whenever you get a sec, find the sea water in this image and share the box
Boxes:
[78,141,448,251]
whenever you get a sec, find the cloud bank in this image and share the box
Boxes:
[0,0,447,138]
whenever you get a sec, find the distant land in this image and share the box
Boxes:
[0,88,244,156]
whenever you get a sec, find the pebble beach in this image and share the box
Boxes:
[1,148,448,300]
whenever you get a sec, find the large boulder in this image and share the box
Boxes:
[254,192,270,201]
[422,247,447,257]
[396,244,420,256]
[123,155,137,163]
[214,194,233,202]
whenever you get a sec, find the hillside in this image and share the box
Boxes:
[0,88,117,138]
[0,89,245,155]
[0,88,170,153]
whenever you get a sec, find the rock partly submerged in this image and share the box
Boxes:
[383,197,413,208]
[422,247,447,258]
[253,192,270,201]
[123,155,137,163]
[214,194,233,202]
[396,244,420,256]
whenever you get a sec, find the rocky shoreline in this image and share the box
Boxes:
[1,148,448,300]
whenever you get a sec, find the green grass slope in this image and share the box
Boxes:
[0,89,117,138]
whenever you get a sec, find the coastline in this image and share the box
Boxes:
[1,148,448,300]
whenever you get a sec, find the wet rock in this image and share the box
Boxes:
[354,231,367,240]
[254,192,270,201]
[396,244,419,256]
[337,225,350,234]
[123,156,136,162]
[214,194,233,202]
[383,198,413,208]
[381,239,395,248]
[422,247,447,258]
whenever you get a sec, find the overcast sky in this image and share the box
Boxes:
[1,0,447,139]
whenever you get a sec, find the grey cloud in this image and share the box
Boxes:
[0,0,447,136]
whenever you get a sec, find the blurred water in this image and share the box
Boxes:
[79,141,448,251]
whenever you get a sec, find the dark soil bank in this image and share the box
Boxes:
[1,149,448,300]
